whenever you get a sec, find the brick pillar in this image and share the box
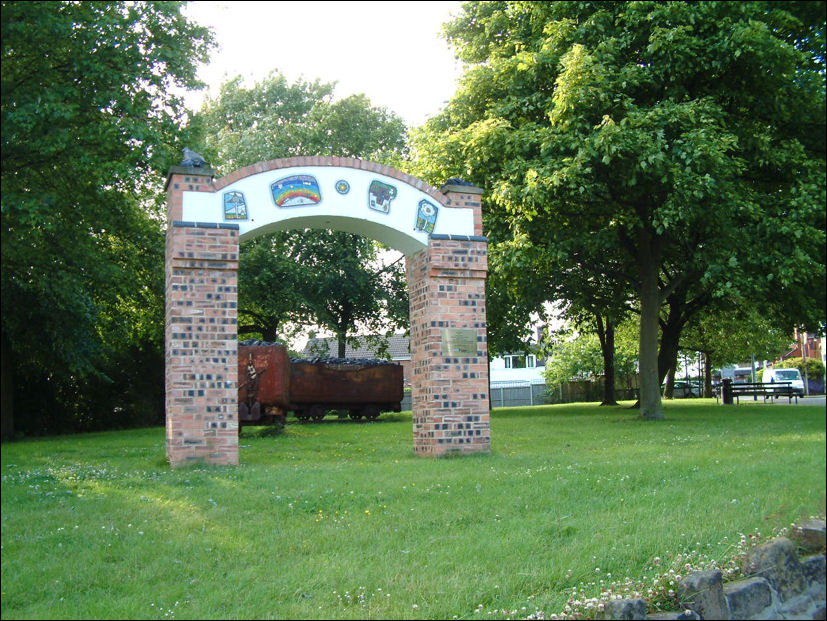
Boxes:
[441,181,484,236]
[407,235,490,456]
[165,168,240,466]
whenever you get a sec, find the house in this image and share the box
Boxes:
[488,351,546,384]
[779,329,824,367]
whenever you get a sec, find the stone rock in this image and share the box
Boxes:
[646,611,701,620]
[746,537,807,601]
[678,569,730,620]
[791,521,827,554]
[802,554,827,600]
[600,598,648,620]
[723,577,773,620]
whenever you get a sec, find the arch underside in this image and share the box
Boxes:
[240,213,426,255]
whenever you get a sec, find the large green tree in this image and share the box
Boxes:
[542,320,639,397]
[680,304,794,394]
[1,1,213,437]
[413,1,826,420]
[191,73,410,355]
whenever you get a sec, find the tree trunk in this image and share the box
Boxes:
[262,324,279,343]
[1,332,13,440]
[703,351,713,397]
[664,365,676,399]
[595,315,619,406]
[637,229,664,419]
[337,332,347,358]
[657,291,686,386]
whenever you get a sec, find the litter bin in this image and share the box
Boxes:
[721,378,734,405]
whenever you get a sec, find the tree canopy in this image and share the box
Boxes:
[1,1,214,437]
[191,73,410,355]
[542,320,639,390]
[413,1,826,419]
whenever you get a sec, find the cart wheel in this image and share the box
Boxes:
[309,405,326,422]
[295,409,310,422]
[362,405,380,421]
[349,409,364,421]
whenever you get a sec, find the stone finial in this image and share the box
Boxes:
[444,177,479,187]
[440,179,484,195]
[181,147,208,168]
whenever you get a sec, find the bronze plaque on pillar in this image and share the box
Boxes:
[440,328,478,356]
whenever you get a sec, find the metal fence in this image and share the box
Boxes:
[490,381,548,408]
[399,379,640,411]
[399,382,547,410]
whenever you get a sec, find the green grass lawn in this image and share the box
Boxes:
[1,400,824,620]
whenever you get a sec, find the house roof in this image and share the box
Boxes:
[302,335,411,360]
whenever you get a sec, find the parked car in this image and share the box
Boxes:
[762,367,805,397]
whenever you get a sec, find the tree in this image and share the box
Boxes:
[413,1,826,420]
[542,320,638,400]
[193,72,408,176]
[191,73,410,354]
[294,233,409,358]
[776,357,825,384]
[1,1,213,437]
[679,304,792,396]
[485,229,635,405]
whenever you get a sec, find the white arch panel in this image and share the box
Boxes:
[180,166,475,255]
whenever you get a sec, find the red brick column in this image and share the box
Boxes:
[165,168,240,466]
[441,182,484,236]
[407,235,490,456]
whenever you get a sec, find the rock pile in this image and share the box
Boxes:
[239,339,284,347]
[290,357,397,366]
[599,521,826,620]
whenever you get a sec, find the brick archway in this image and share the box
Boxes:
[164,157,490,466]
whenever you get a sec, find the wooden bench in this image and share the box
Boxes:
[715,381,799,404]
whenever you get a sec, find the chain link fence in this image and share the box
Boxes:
[399,379,640,411]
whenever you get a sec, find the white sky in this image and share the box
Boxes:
[182,0,465,127]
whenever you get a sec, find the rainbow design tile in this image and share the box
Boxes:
[271,175,322,207]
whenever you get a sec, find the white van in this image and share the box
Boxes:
[763,368,805,396]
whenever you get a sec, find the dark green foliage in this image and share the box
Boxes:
[12,344,165,437]
[777,356,826,380]
[1,1,213,436]
[413,1,826,420]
